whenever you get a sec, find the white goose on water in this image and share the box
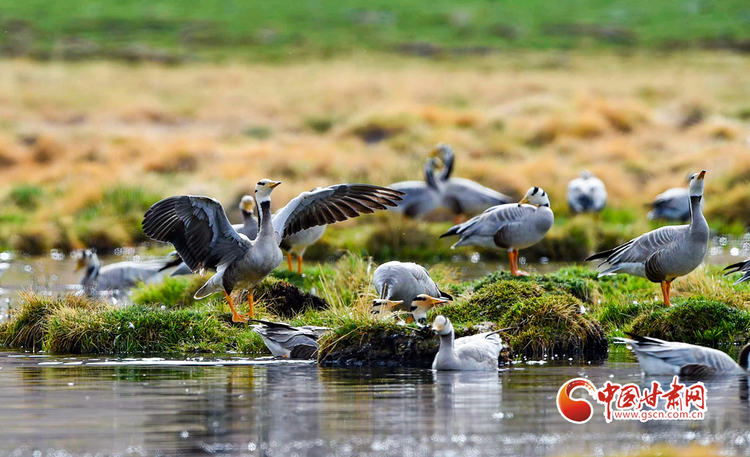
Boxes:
[143,180,403,322]
[431,315,504,371]
[587,171,708,306]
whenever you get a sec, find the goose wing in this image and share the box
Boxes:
[388,181,438,218]
[443,179,513,213]
[616,335,739,373]
[587,225,684,268]
[442,203,536,241]
[454,333,502,366]
[724,259,750,284]
[272,184,404,240]
[142,196,249,273]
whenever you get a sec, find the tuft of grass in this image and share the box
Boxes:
[8,184,44,210]
[132,275,205,308]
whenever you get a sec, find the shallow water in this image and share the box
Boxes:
[0,351,749,456]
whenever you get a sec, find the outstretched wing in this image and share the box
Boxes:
[272,184,404,239]
[142,195,249,272]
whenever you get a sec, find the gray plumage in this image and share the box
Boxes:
[372,261,453,316]
[567,170,607,214]
[432,144,513,216]
[647,186,703,222]
[142,180,404,322]
[250,318,329,359]
[616,334,750,377]
[431,315,504,371]
[724,259,750,284]
[77,250,174,293]
[388,158,443,218]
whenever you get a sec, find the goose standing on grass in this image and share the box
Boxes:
[143,180,403,322]
[430,143,513,223]
[431,315,504,371]
[279,222,326,274]
[171,195,260,276]
[586,171,708,307]
[388,158,444,219]
[250,318,329,359]
[76,249,175,294]
[372,261,453,322]
[646,175,703,222]
[616,333,750,377]
[567,171,607,215]
[440,187,554,276]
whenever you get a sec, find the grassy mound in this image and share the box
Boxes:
[253,277,329,318]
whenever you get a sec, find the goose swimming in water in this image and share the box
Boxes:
[388,158,444,219]
[143,180,403,322]
[76,249,175,295]
[587,171,708,306]
[430,143,513,222]
[372,261,453,322]
[431,315,504,371]
[616,333,750,377]
[440,187,554,276]
[250,318,329,359]
[567,170,607,215]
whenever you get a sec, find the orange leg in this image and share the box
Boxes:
[225,291,248,323]
[661,280,673,307]
[247,291,254,318]
[287,253,293,272]
[297,256,303,275]
[508,250,517,276]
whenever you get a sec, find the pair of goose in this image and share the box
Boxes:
[390,144,513,222]
[142,180,404,322]
[172,195,326,276]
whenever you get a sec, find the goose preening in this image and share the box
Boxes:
[646,175,703,222]
[430,144,513,222]
[76,249,175,294]
[388,158,443,219]
[142,180,404,322]
[440,187,554,276]
[171,195,259,276]
[567,171,607,215]
[250,318,329,359]
[279,225,326,274]
[616,334,750,377]
[431,315,504,371]
[724,259,750,284]
[586,171,708,306]
[372,261,453,322]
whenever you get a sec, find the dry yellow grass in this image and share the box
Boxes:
[0,52,748,246]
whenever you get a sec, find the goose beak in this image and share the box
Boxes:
[431,297,449,305]
[697,170,706,180]
[429,147,441,158]
[74,258,85,272]
[269,181,282,189]
[519,197,530,205]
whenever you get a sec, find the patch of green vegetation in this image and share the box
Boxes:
[132,275,205,308]
[305,116,335,134]
[243,126,272,139]
[8,184,43,210]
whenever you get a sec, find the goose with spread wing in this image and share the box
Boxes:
[440,187,554,276]
[586,171,708,306]
[388,157,444,219]
[616,333,750,377]
[430,143,513,222]
[250,318,329,359]
[142,180,403,322]
[567,170,607,215]
[431,315,504,371]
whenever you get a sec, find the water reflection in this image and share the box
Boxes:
[1,352,749,456]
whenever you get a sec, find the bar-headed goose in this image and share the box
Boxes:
[250,318,329,359]
[388,158,444,219]
[409,294,450,324]
[76,249,175,294]
[567,171,607,215]
[587,171,708,306]
[440,187,554,276]
[617,333,750,377]
[143,180,403,322]
[430,144,513,223]
[372,261,453,321]
[278,208,326,274]
[431,315,504,371]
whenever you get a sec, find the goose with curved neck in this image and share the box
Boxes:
[388,158,444,219]
[587,170,708,306]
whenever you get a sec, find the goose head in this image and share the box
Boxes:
[372,299,404,316]
[688,170,706,198]
[255,179,282,203]
[740,343,750,371]
[75,249,97,272]
[431,315,454,336]
[424,157,442,174]
[519,187,550,207]
[239,195,256,216]
[429,143,453,162]
[579,170,593,180]
[410,294,450,323]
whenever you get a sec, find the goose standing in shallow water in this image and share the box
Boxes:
[372,261,453,322]
[143,180,403,322]
[250,318,329,359]
[430,144,513,223]
[440,187,554,276]
[587,171,708,307]
[616,334,750,377]
[567,170,607,215]
[76,249,175,294]
[388,158,444,219]
[431,315,504,371]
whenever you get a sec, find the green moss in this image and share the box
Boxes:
[132,275,205,308]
